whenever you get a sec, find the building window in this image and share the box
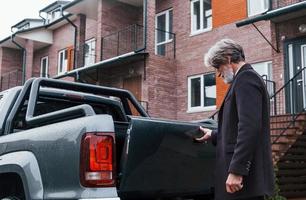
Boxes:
[247,0,269,17]
[252,61,273,96]
[40,56,49,77]
[84,38,96,66]
[58,49,68,74]
[191,0,212,35]
[47,8,61,23]
[155,9,173,56]
[188,73,216,112]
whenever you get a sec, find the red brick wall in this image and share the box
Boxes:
[272,0,303,9]
[156,0,173,13]
[0,47,22,75]
[89,60,144,88]
[33,22,75,78]
[101,0,143,36]
[0,47,23,90]
[168,0,272,121]
[85,18,97,41]
[1,0,276,122]
[25,40,34,80]
[144,55,177,119]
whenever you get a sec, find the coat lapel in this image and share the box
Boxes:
[217,64,253,120]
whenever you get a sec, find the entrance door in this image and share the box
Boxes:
[123,76,142,115]
[285,38,306,113]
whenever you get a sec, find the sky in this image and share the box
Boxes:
[0,0,57,40]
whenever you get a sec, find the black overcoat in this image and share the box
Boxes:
[211,64,274,200]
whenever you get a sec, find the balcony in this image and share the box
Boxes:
[101,24,176,61]
[101,24,144,61]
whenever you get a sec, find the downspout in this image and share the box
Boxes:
[135,0,147,53]
[11,34,26,84]
[61,7,78,69]
[143,0,147,51]
[39,11,46,25]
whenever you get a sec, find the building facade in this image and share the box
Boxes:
[1,1,306,198]
[0,0,305,122]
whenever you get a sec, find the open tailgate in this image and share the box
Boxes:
[119,117,216,199]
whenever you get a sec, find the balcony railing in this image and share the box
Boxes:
[272,0,306,10]
[101,24,144,61]
[155,28,176,59]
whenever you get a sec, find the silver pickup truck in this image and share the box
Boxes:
[0,78,216,200]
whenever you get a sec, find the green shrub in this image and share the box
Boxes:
[265,167,287,200]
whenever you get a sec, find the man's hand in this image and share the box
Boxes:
[226,173,243,193]
[195,126,212,143]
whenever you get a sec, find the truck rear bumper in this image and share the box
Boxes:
[79,198,120,200]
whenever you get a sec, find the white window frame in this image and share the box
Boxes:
[155,9,173,55]
[84,38,96,66]
[252,61,273,80]
[187,73,216,113]
[300,45,306,109]
[252,60,274,96]
[58,49,68,75]
[247,0,269,17]
[47,8,61,23]
[40,56,49,78]
[190,0,212,36]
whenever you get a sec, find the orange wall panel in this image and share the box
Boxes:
[213,0,247,28]
[216,76,230,108]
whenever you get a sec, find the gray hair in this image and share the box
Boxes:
[204,39,245,68]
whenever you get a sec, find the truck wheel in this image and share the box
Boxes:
[1,196,21,200]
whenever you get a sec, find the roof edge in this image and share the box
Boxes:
[62,0,83,11]
[236,1,306,27]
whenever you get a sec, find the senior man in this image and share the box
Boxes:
[196,39,274,200]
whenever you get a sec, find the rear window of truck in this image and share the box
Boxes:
[12,94,126,132]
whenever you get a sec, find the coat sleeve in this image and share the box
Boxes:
[211,130,218,146]
[228,72,263,176]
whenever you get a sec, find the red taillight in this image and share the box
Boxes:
[80,132,116,187]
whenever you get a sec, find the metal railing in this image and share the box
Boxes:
[209,75,276,121]
[101,24,144,61]
[0,69,23,91]
[155,28,176,59]
[262,75,276,97]
[0,70,53,92]
[270,67,306,144]
[81,42,97,67]
[272,0,306,10]
[270,67,306,116]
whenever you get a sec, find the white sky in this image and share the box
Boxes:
[0,0,58,40]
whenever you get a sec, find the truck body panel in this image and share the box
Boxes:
[0,78,217,200]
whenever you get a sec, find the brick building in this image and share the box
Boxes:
[0,0,273,120]
[0,0,305,122]
[1,0,306,198]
